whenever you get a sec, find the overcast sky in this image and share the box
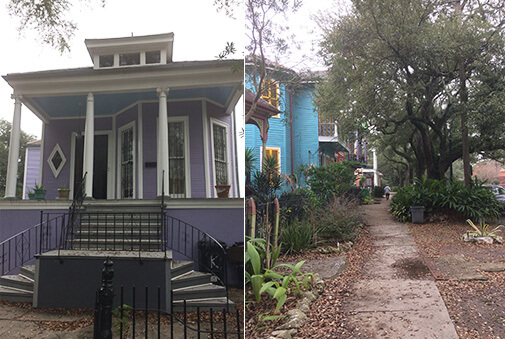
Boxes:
[0,0,244,137]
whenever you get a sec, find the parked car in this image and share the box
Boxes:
[483,184,505,211]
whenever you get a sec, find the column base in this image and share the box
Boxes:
[3,196,18,200]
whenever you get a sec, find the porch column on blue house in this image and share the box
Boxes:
[157,88,169,196]
[83,93,94,198]
[4,95,22,199]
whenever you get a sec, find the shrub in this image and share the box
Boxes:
[306,162,358,202]
[372,186,385,198]
[390,177,501,222]
[278,187,314,222]
[315,196,363,242]
[280,218,314,254]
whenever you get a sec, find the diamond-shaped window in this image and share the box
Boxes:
[47,144,66,178]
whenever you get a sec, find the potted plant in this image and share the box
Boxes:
[58,184,70,200]
[33,184,46,200]
[215,184,231,198]
[27,190,35,200]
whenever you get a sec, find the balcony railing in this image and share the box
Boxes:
[319,119,337,137]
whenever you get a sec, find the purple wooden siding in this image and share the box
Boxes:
[141,103,157,198]
[24,147,40,199]
[142,101,207,198]
[38,99,236,200]
[42,117,112,199]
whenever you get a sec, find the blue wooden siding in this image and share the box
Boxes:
[291,84,319,187]
[245,80,319,191]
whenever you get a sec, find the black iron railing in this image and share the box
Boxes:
[0,212,67,276]
[162,214,229,288]
[70,212,164,252]
[58,173,87,257]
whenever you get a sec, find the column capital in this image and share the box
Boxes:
[10,94,22,102]
[87,92,94,102]
[156,87,170,97]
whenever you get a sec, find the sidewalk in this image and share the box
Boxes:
[0,303,93,338]
[345,199,458,338]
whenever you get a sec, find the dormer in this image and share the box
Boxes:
[85,33,174,69]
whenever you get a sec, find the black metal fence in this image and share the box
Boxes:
[94,259,242,339]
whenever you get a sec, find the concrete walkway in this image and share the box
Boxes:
[344,199,459,338]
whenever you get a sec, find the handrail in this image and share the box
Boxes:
[58,173,87,258]
[162,212,229,288]
[0,213,66,275]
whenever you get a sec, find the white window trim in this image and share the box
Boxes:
[168,116,191,198]
[47,143,66,178]
[260,146,282,173]
[117,121,136,199]
[210,118,231,197]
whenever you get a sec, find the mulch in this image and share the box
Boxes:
[244,227,375,338]
[409,220,505,339]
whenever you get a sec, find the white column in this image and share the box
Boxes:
[83,93,94,198]
[373,149,379,187]
[157,88,169,196]
[4,95,22,199]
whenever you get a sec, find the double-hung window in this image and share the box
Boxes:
[212,122,229,186]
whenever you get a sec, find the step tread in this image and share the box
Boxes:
[0,285,33,295]
[172,271,211,281]
[0,275,33,284]
[173,283,225,292]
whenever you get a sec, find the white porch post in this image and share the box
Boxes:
[83,93,94,198]
[373,149,378,187]
[157,88,169,196]
[4,95,22,199]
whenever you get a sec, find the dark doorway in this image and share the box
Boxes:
[73,134,108,199]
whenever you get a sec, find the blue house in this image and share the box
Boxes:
[245,65,382,193]
[245,72,321,190]
[0,33,244,311]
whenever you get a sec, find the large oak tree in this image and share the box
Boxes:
[316,0,505,181]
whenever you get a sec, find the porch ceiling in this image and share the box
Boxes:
[26,87,233,119]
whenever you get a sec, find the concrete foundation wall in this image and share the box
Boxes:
[34,252,171,310]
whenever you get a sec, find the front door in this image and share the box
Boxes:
[73,134,108,199]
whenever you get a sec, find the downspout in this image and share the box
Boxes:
[289,87,294,175]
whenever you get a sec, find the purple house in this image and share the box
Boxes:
[0,33,244,310]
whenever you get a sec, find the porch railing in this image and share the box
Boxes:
[162,214,229,287]
[0,212,67,275]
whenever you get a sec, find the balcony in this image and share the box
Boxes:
[319,119,337,138]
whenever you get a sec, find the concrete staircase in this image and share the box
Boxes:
[0,262,234,311]
[0,201,234,311]
[0,265,34,303]
[69,202,164,251]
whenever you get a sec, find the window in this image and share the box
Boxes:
[212,123,228,186]
[47,144,67,178]
[146,51,161,64]
[265,147,280,174]
[119,53,140,66]
[99,55,114,68]
[121,127,134,198]
[168,121,186,197]
[261,80,279,108]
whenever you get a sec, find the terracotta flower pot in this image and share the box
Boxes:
[215,184,230,198]
[58,188,70,200]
